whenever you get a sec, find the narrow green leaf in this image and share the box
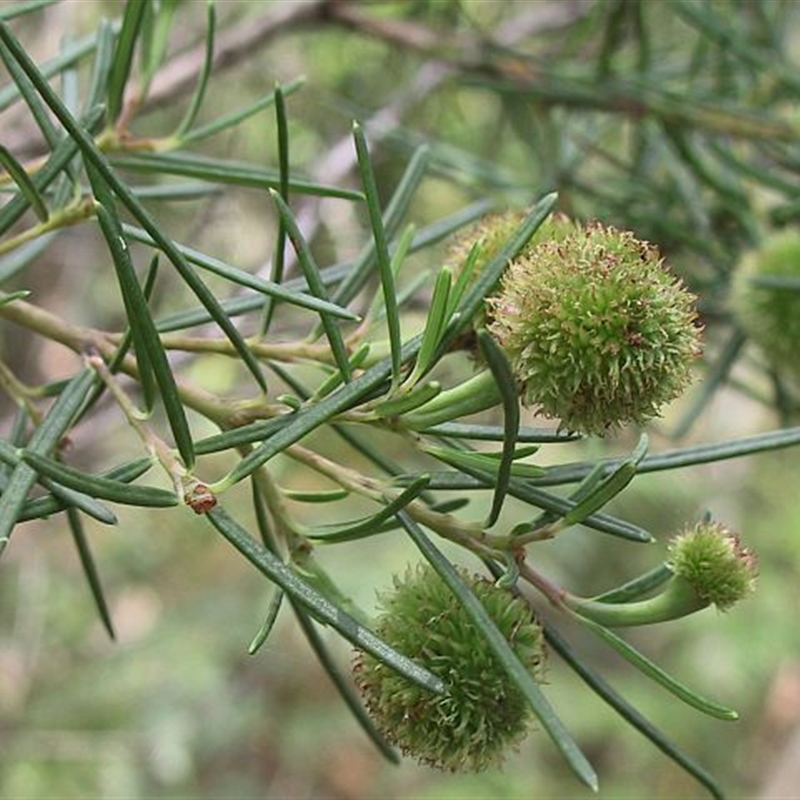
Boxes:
[560,434,648,527]
[130,182,221,202]
[0,420,115,527]
[0,24,118,115]
[0,439,117,525]
[544,624,726,800]
[175,0,215,137]
[40,481,118,526]
[514,436,648,538]
[248,587,284,654]
[291,601,400,764]
[65,506,115,640]
[0,233,56,283]
[417,470,653,542]
[592,564,674,604]
[282,488,349,503]
[0,0,57,21]
[20,449,178,508]
[396,511,598,792]
[194,416,289,456]
[477,330,520,528]
[0,24,268,392]
[307,476,430,543]
[265,359,431,500]
[122,224,358,321]
[404,370,502,430]
[328,144,430,312]
[206,506,445,694]
[374,381,441,418]
[313,343,370,400]
[537,424,800,489]
[114,253,158,397]
[423,444,545,480]
[261,82,291,335]
[83,19,118,115]
[138,0,178,94]
[0,105,103,238]
[364,223,415,326]
[89,172,196,470]
[353,121,402,385]
[112,152,362,200]
[444,242,481,320]
[0,290,30,307]
[18,456,156,522]
[430,497,470,514]
[181,78,305,146]
[0,37,59,148]
[79,254,159,422]
[408,266,451,384]
[0,144,48,221]
[106,0,147,123]
[575,612,738,720]
[0,410,28,485]
[420,422,580,443]
[0,368,97,557]
[269,190,353,382]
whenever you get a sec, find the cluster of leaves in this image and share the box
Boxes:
[1,1,800,797]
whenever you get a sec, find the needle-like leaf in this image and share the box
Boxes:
[397,511,599,792]
[65,506,115,640]
[0,368,97,557]
[88,167,195,470]
[206,506,445,695]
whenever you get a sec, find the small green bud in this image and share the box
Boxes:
[566,520,757,627]
[730,229,800,378]
[353,564,545,772]
[487,222,702,434]
[668,520,758,612]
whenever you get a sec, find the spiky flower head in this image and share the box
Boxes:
[487,222,702,434]
[668,521,758,612]
[353,564,545,772]
[730,229,800,378]
[444,211,579,332]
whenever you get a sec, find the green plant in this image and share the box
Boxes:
[1,2,800,798]
[730,229,800,381]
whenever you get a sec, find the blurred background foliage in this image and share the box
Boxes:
[1,0,800,797]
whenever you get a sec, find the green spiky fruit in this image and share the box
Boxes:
[353,564,545,772]
[444,211,579,332]
[730,229,800,377]
[487,222,702,434]
[668,521,758,612]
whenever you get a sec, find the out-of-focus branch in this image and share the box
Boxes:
[1,0,329,156]
[324,0,593,62]
[139,0,328,113]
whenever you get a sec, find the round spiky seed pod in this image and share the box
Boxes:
[444,211,579,330]
[353,564,545,772]
[487,222,702,434]
[668,521,758,612]
[730,229,800,378]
